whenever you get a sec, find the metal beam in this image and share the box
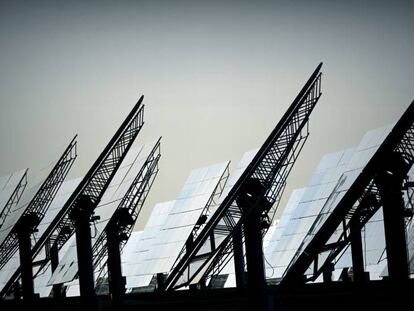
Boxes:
[281,100,414,287]
[162,63,323,291]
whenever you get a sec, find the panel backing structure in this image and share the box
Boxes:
[264,148,355,280]
[0,97,145,298]
[0,170,28,229]
[48,140,160,287]
[162,63,323,291]
[259,124,413,284]
[282,100,414,286]
[282,125,393,282]
[0,178,82,296]
[0,137,77,271]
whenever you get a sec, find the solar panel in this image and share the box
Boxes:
[0,178,81,295]
[257,148,355,280]
[262,188,306,280]
[123,201,175,290]
[217,222,277,289]
[0,136,77,289]
[47,145,146,285]
[0,182,43,245]
[121,231,143,269]
[189,150,259,289]
[334,208,387,280]
[48,141,160,286]
[334,167,414,281]
[59,221,145,297]
[0,170,28,228]
[123,161,230,290]
[287,125,393,276]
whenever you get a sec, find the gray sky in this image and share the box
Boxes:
[0,0,413,228]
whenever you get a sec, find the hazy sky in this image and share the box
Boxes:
[0,0,412,228]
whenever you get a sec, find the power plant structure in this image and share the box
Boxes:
[0,63,413,310]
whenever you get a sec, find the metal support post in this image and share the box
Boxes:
[322,263,334,283]
[69,195,98,311]
[350,218,365,284]
[50,241,64,298]
[244,209,267,311]
[376,155,409,283]
[106,225,125,305]
[232,226,246,289]
[14,212,39,304]
[12,281,21,301]
[17,229,34,303]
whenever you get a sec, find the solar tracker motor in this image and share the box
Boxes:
[235,177,272,227]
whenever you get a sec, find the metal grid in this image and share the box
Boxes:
[0,96,145,297]
[93,138,161,283]
[281,100,414,286]
[0,136,77,269]
[0,170,28,229]
[162,63,323,290]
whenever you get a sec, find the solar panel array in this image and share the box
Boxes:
[122,161,230,290]
[48,142,156,286]
[47,123,411,294]
[1,120,412,297]
[288,125,393,277]
[0,178,81,295]
[224,124,412,284]
[123,201,175,290]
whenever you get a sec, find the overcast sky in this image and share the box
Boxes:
[0,0,412,228]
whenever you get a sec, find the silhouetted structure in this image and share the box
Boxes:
[0,137,77,302]
[161,63,322,311]
[0,65,413,311]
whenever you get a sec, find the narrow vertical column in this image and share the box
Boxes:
[232,226,247,289]
[17,229,35,303]
[69,195,98,311]
[106,224,125,305]
[350,218,365,284]
[13,282,21,301]
[375,153,409,283]
[236,178,269,311]
[14,212,39,304]
[378,176,409,282]
[244,209,267,311]
[375,153,410,308]
[50,242,64,299]
[322,263,334,283]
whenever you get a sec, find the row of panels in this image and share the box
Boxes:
[1,121,412,297]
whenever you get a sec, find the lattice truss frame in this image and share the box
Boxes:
[0,170,28,229]
[0,136,77,269]
[170,164,231,278]
[163,64,322,290]
[0,97,145,297]
[93,138,161,283]
[282,100,414,285]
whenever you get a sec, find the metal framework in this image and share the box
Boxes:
[162,63,323,291]
[281,100,414,286]
[170,163,230,281]
[93,138,161,281]
[0,136,77,269]
[0,170,28,229]
[0,96,145,298]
